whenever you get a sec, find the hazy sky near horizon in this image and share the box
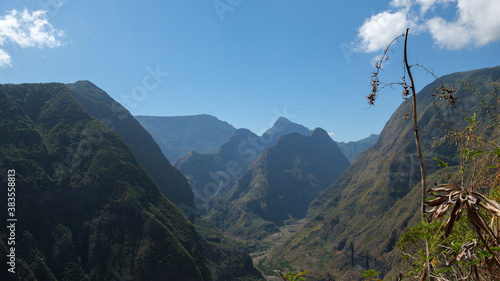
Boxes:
[1,0,499,142]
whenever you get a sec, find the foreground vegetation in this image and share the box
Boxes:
[259,29,500,280]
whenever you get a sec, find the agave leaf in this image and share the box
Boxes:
[472,192,500,215]
[445,203,462,237]
[467,207,496,239]
[479,201,500,217]
[482,198,500,216]
[447,191,460,204]
[429,186,458,192]
[425,196,448,207]
[428,184,459,193]
[434,183,458,188]
[428,203,451,222]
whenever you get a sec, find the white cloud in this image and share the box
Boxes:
[427,0,500,49]
[391,0,413,11]
[0,49,11,67]
[0,9,64,67]
[357,0,500,52]
[357,11,411,52]
[415,0,455,13]
[426,17,471,49]
[328,132,335,136]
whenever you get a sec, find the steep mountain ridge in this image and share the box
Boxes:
[266,65,500,280]
[175,117,312,214]
[261,116,312,146]
[0,83,264,281]
[174,128,258,213]
[67,81,197,214]
[207,128,350,241]
[336,134,379,163]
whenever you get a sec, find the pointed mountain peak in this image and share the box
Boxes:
[309,127,329,138]
[69,80,105,93]
[274,116,291,125]
[230,128,255,138]
[72,80,95,86]
[263,117,311,139]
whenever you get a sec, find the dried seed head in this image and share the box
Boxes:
[367,93,376,105]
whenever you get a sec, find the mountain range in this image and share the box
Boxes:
[173,117,312,214]
[207,128,350,242]
[67,81,197,215]
[135,115,236,162]
[336,134,379,163]
[264,66,500,280]
[0,83,263,281]
[136,114,374,166]
[141,115,375,216]
[2,65,496,281]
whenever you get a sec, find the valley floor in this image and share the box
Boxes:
[249,219,307,280]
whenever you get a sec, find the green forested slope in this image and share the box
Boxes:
[67,81,197,215]
[0,83,263,281]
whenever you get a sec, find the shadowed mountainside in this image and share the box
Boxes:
[206,128,350,242]
[0,83,264,281]
[174,117,312,214]
[67,81,197,215]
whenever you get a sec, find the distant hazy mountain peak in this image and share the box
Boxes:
[262,116,311,145]
[309,127,329,137]
[135,114,236,162]
[229,127,255,138]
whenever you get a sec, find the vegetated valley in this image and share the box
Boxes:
[1,65,500,281]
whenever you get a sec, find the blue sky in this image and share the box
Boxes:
[1,0,499,142]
